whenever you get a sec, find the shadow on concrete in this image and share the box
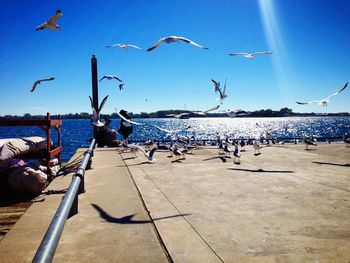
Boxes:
[123,157,137,160]
[312,161,350,167]
[91,203,190,224]
[228,168,295,173]
[202,156,227,163]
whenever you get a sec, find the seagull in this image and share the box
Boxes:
[253,140,262,155]
[228,51,272,59]
[166,113,190,119]
[115,109,143,125]
[89,95,108,127]
[225,109,250,117]
[127,144,158,162]
[35,10,63,31]
[194,105,220,115]
[105,44,142,50]
[147,36,208,52]
[296,82,348,106]
[99,75,123,82]
[119,83,125,90]
[343,135,350,148]
[30,77,55,92]
[303,137,317,150]
[170,144,184,160]
[218,79,228,104]
[211,79,221,93]
[233,144,241,164]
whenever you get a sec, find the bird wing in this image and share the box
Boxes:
[30,80,41,92]
[39,77,55,82]
[166,114,176,117]
[98,95,108,114]
[105,44,121,48]
[35,23,47,31]
[112,76,123,82]
[128,144,147,156]
[252,51,273,56]
[325,82,348,100]
[177,113,190,117]
[228,52,248,56]
[128,44,142,49]
[48,10,62,25]
[177,36,208,49]
[115,109,143,125]
[203,105,220,113]
[295,100,319,105]
[89,96,99,120]
[99,76,106,82]
[222,79,227,96]
[147,39,164,52]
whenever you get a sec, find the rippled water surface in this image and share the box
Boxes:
[1,117,349,161]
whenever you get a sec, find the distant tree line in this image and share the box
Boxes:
[0,108,349,120]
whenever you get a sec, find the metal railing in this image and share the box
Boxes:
[32,138,96,263]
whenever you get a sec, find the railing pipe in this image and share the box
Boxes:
[32,139,96,263]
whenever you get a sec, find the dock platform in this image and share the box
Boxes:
[0,143,349,262]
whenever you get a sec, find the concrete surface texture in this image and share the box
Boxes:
[123,143,350,263]
[0,143,349,263]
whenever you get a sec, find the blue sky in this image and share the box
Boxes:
[0,0,349,115]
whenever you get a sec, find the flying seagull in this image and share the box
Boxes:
[106,43,142,50]
[194,105,220,115]
[154,126,182,134]
[296,82,348,106]
[147,36,208,52]
[30,77,55,92]
[225,109,250,117]
[228,51,272,59]
[99,75,123,82]
[35,10,63,31]
[119,83,125,90]
[115,109,144,125]
[211,79,220,93]
[166,113,190,119]
[89,95,108,127]
[218,79,228,104]
[127,144,158,162]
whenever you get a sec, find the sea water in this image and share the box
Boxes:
[0,116,349,161]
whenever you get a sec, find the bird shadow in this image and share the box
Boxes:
[123,156,137,160]
[254,153,261,156]
[171,158,185,163]
[91,203,190,224]
[202,156,227,163]
[312,161,350,167]
[304,148,317,151]
[125,161,152,167]
[228,168,294,173]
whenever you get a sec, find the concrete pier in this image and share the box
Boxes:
[0,143,349,262]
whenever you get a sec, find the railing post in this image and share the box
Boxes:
[91,55,99,139]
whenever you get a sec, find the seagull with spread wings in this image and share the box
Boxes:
[127,144,158,162]
[166,113,190,119]
[228,51,272,59]
[194,105,220,115]
[30,77,55,92]
[296,82,348,106]
[89,95,108,127]
[35,10,63,31]
[105,43,142,50]
[147,36,208,52]
[99,75,123,82]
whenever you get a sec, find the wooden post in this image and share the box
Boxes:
[91,55,99,139]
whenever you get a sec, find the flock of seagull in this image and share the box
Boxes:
[28,9,350,164]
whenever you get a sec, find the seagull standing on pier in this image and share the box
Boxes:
[296,82,348,106]
[233,144,241,164]
[105,43,142,50]
[228,51,272,59]
[35,10,63,31]
[147,36,208,52]
[303,137,317,150]
[89,95,108,127]
[30,77,55,92]
[253,140,262,155]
